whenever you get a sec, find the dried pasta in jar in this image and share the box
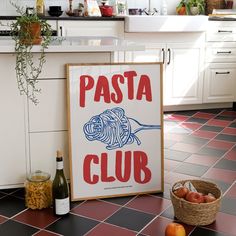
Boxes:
[25,170,52,210]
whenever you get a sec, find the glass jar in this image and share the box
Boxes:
[25,170,52,210]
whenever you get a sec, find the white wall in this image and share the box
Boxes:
[0,0,181,16]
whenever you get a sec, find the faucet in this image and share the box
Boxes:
[143,0,158,15]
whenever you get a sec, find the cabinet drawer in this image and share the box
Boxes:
[206,47,236,62]
[207,21,236,41]
[203,63,236,103]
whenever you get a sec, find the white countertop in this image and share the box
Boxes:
[0,36,145,53]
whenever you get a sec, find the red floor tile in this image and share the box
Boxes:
[126,195,171,215]
[164,159,181,171]
[170,142,202,153]
[204,212,236,236]
[207,119,232,127]
[71,200,120,221]
[203,168,236,184]
[180,122,202,131]
[86,222,136,236]
[13,208,59,229]
[184,154,218,167]
[141,216,195,236]
[207,140,235,150]
[225,183,236,199]
[165,114,189,122]
[224,148,236,161]
[34,230,60,236]
[222,127,236,135]
[193,112,216,119]
[192,130,218,139]
[0,215,8,224]
[220,110,236,118]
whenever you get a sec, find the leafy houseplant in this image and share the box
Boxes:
[187,0,205,15]
[10,3,52,105]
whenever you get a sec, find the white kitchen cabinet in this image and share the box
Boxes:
[203,63,236,103]
[204,21,236,104]
[0,54,27,187]
[30,131,70,179]
[124,36,204,106]
[57,20,124,38]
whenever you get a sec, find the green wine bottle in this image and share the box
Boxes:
[52,150,70,216]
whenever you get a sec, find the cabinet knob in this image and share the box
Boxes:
[216,51,232,54]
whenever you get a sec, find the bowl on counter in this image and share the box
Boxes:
[48,10,63,17]
[49,6,62,12]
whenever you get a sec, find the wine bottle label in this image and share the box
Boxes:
[56,161,63,170]
[55,197,70,215]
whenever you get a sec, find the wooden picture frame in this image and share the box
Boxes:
[67,63,164,201]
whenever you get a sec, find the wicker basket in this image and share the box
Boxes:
[206,0,226,15]
[170,179,222,226]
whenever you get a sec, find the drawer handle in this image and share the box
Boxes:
[162,48,165,64]
[218,30,233,33]
[216,71,230,74]
[217,51,232,54]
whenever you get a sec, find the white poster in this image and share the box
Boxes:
[67,63,164,201]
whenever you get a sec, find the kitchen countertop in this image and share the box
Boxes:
[0,36,144,53]
[0,15,125,21]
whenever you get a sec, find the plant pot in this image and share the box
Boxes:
[190,6,200,15]
[20,22,42,45]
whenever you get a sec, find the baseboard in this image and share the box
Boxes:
[164,102,233,112]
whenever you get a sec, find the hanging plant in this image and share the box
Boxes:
[9,2,52,105]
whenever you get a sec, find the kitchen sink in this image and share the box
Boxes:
[124,15,208,33]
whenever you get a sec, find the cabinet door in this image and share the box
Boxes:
[203,63,236,103]
[0,55,27,187]
[164,43,204,105]
[124,44,165,63]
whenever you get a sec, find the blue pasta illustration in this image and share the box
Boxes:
[83,107,161,150]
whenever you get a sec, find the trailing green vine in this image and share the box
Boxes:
[9,2,52,105]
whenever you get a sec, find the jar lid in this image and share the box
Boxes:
[27,170,51,182]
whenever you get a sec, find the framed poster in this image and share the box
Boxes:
[67,63,164,201]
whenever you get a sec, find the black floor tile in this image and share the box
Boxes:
[229,122,236,128]
[190,227,229,236]
[0,188,20,194]
[186,117,208,124]
[215,115,236,121]
[10,188,25,199]
[164,140,177,148]
[220,197,236,216]
[197,147,227,158]
[181,136,208,145]
[0,220,38,236]
[160,206,175,220]
[101,195,135,206]
[214,159,236,172]
[0,195,26,217]
[46,213,99,236]
[200,125,224,132]
[166,127,191,134]
[174,110,198,116]
[201,109,223,114]
[174,162,209,177]
[201,178,231,194]
[164,149,192,161]
[105,207,154,232]
[0,192,6,199]
[215,134,236,142]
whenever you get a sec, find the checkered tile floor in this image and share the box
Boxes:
[0,108,236,236]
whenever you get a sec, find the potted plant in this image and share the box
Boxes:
[187,0,205,15]
[9,2,52,105]
[176,0,188,15]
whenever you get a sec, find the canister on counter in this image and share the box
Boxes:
[25,170,52,210]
